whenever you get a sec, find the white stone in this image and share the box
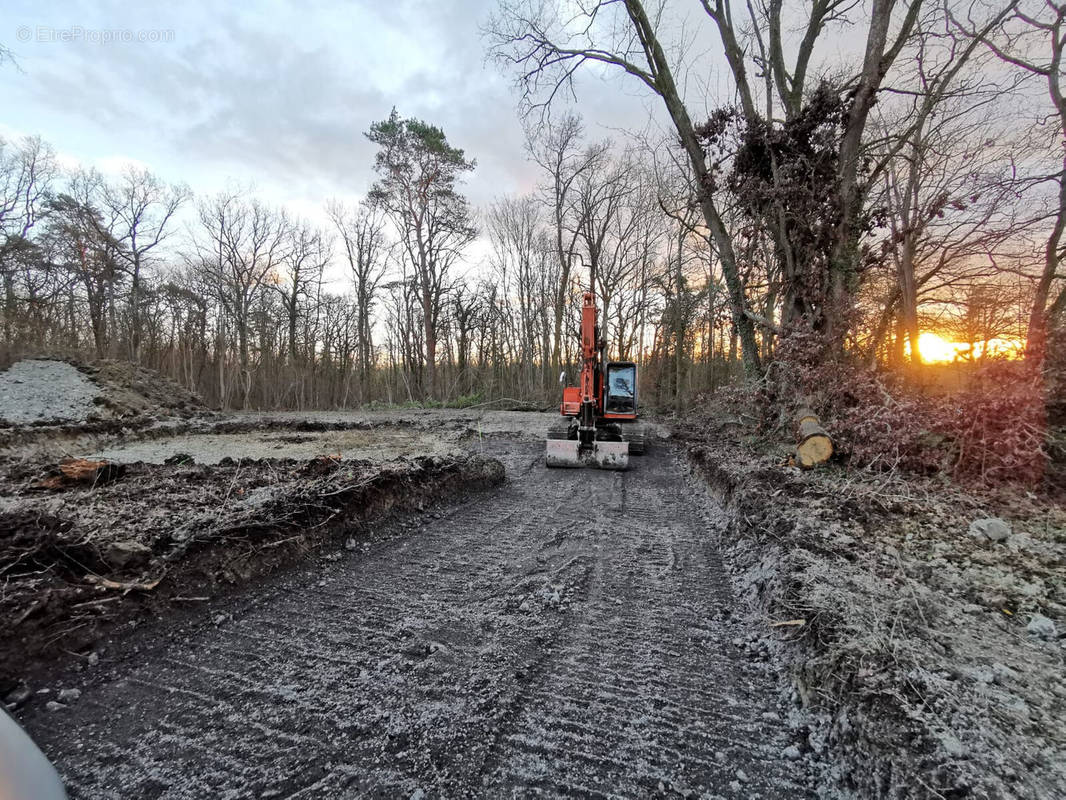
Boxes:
[969,517,1010,542]
[1027,614,1057,639]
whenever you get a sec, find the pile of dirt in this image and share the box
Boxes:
[680,417,1065,799]
[0,360,98,425]
[0,358,210,428]
[82,360,209,420]
[0,452,504,687]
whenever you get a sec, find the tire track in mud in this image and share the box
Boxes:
[21,441,806,799]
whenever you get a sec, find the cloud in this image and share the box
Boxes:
[0,0,676,259]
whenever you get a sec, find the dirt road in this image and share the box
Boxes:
[21,439,808,799]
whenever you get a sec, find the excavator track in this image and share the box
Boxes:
[621,423,647,455]
[546,421,572,440]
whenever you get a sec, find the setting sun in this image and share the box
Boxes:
[912,332,1026,363]
[916,332,963,363]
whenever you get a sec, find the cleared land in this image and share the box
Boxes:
[14,437,810,799]
[2,361,1063,799]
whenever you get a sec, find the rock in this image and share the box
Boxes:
[940,733,965,758]
[782,745,802,761]
[965,665,994,684]
[3,684,32,709]
[87,652,100,667]
[969,517,1010,542]
[1007,532,1034,552]
[57,688,81,703]
[45,701,66,712]
[991,662,1018,685]
[735,769,748,782]
[104,539,152,570]
[1026,614,1057,639]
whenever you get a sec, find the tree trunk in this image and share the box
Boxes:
[795,408,833,468]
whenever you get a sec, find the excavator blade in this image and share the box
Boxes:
[545,439,629,470]
[545,439,583,468]
[590,441,629,470]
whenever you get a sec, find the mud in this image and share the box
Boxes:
[10,436,816,800]
[1,453,504,686]
[0,360,98,425]
[0,409,565,462]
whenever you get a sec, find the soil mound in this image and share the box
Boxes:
[0,361,97,425]
[0,359,208,427]
[82,360,208,419]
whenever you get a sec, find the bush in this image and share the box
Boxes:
[750,330,1048,486]
[942,362,1046,485]
[446,392,484,409]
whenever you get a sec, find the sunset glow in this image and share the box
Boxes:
[917,333,959,363]
[913,332,1026,363]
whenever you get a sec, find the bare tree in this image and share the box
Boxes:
[102,167,189,361]
[487,193,551,397]
[488,0,765,376]
[43,171,125,359]
[0,136,56,346]
[193,190,290,407]
[951,0,1066,359]
[327,200,390,403]
[275,220,331,365]
[526,114,606,373]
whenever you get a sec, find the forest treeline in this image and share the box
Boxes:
[1,0,1063,415]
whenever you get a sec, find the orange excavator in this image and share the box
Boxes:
[546,291,646,470]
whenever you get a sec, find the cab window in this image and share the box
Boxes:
[605,364,636,413]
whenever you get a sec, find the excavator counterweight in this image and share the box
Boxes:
[546,292,645,470]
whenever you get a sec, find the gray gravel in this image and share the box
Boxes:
[0,361,98,425]
[20,441,811,799]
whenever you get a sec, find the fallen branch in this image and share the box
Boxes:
[84,575,162,592]
[743,309,782,335]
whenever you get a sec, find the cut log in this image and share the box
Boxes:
[795,412,833,468]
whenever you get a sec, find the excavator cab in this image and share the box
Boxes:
[603,362,637,416]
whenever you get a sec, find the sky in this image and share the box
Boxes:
[0,0,665,284]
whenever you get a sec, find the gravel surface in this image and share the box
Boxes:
[0,361,97,425]
[19,440,812,799]
[224,409,587,438]
[89,428,465,464]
